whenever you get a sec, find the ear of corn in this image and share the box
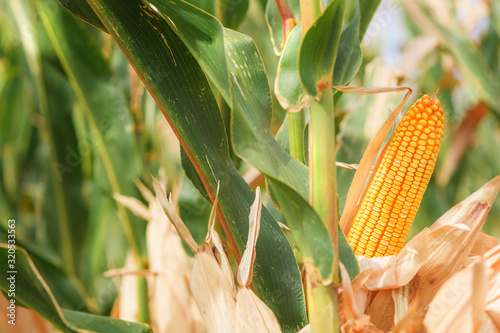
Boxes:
[347,94,444,257]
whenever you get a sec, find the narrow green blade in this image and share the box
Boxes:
[83,1,307,330]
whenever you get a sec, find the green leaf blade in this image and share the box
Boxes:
[84,1,307,329]
[299,0,346,97]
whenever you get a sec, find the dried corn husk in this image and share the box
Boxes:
[117,179,203,333]
[424,244,500,333]
[339,263,382,333]
[235,187,281,333]
[153,179,281,333]
[153,178,236,333]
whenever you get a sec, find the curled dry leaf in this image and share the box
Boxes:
[437,102,489,186]
[152,177,280,333]
[339,263,382,333]
[147,194,203,333]
[191,251,237,333]
[409,175,500,308]
[470,232,500,257]
[237,187,262,288]
[236,288,282,333]
[119,179,203,333]
[152,176,199,254]
[424,244,500,333]
[113,193,150,221]
[115,252,140,323]
[356,245,422,291]
[152,175,240,333]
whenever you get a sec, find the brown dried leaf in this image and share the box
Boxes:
[335,85,413,233]
[437,102,489,186]
[361,177,500,331]
[365,290,394,331]
[486,298,500,330]
[113,193,150,221]
[424,245,500,333]
[397,36,440,80]
[152,176,199,254]
[392,301,426,333]
[356,246,422,290]
[146,197,203,333]
[190,252,237,333]
[134,179,155,203]
[470,233,500,257]
[339,263,383,333]
[409,176,500,307]
[117,252,140,323]
[237,187,262,288]
[236,288,282,333]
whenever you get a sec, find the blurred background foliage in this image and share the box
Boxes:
[0,0,499,326]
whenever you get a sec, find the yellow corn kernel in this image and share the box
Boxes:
[347,95,444,257]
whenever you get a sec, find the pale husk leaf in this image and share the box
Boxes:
[190,184,238,333]
[356,246,422,290]
[146,196,203,333]
[119,179,204,333]
[424,244,500,333]
[190,251,237,333]
[237,187,262,287]
[202,187,235,292]
[236,288,282,333]
[339,263,382,333]
[471,232,500,257]
[134,178,156,203]
[113,193,150,221]
[152,176,199,254]
[362,176,500,331]
[117,252,140,323]
[235,187,281,332]
[409,176,500,307]
[358,176,500,291]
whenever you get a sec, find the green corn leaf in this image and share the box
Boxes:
[81,1,307,330]
[265,0,300,55]
[58,0,108,32]
[268,178,359,280]
[37,0,147,263]
[267,178,333,279]
[299,0,346,97]
[0,244,152,333]
[146,0,309,199]
[146,0,359,282]
[275,25,309,111]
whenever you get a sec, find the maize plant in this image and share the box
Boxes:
[0,0,499,333]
